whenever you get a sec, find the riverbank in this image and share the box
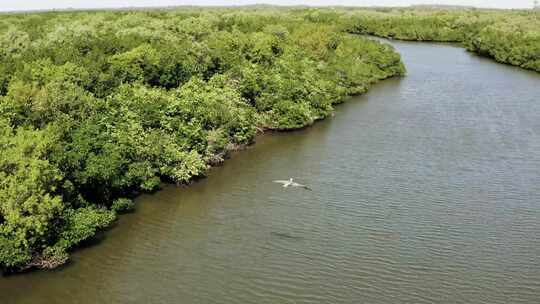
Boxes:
[342,8,540,73]
[0,9,405,272]
[4,6,537,273]
[3,38,539,303]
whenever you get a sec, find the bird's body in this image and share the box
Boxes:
[273,178,312,190]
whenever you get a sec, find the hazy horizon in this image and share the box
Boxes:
[0,0,535,12]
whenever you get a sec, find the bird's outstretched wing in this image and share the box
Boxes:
[291,182,312,191]
[273,180,290,184]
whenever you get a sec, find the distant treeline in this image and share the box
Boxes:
[341,8,540,72]
[0,9,405,271]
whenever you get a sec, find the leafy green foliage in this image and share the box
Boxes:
[344,8,540,72]
[465,20,540,72]
[53,206,116,251]
[0,8,405,271]
[0,121,63,267]
[111,198,135,213]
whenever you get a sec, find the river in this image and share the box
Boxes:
[2,40,540,304]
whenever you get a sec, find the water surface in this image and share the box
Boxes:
[2,40,540,304]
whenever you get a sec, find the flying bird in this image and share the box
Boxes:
[273,178,312,190]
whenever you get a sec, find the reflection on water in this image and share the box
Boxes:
[2,41,540,304]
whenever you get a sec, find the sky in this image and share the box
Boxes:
[0,0,535,12]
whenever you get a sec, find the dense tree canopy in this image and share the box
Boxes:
[0,8,405,271]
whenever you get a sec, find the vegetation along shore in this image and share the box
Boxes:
[343,8,540,72]
[0,8,405,272]
[1,6,538,273]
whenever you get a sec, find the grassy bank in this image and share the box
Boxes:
[0,8,405,272]
[341,8,540,72]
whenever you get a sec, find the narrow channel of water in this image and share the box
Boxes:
[2,40,540,304]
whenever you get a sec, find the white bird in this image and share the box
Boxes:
[273,178,312,190]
